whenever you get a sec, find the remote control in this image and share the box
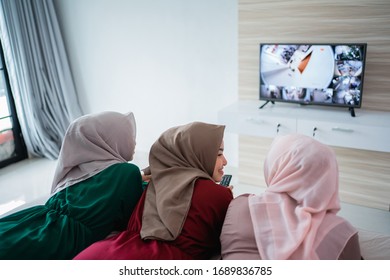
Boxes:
[220,174,232,187]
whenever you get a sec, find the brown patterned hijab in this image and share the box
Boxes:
[140,122,225,241]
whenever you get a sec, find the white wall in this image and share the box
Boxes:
[53,0,238,166]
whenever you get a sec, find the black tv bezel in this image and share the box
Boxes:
[259,43,368,112]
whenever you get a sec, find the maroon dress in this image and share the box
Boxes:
[74,179,233,260]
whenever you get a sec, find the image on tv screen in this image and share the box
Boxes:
[259,44,367,108]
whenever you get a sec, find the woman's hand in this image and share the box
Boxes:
[142,174,151,183]
[227,185,234,195]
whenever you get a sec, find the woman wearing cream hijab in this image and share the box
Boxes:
[0,111,144,259]
[74,121,234,259]
[220,133,361,260]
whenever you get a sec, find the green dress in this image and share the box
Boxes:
[0,163,144,260]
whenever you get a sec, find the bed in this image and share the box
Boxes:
[358,229,390,260]
[1,195,389,260]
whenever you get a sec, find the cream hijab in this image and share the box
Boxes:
[51,111,136,194]
[248,134,357,259]
[140,122,225,241]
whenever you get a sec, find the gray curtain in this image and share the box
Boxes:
[0,0,82,159]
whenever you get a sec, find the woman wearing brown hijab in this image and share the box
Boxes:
[74,121,234,260]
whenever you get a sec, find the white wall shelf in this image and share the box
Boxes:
[218,100,390,153]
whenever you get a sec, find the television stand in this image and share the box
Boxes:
[349,107,356,117]
[259,100,275,109]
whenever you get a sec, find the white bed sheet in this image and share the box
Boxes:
[358,229,390,260]
[1,197,389,260]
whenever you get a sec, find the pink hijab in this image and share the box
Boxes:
[51,111,136,194]
[248,134,356,259]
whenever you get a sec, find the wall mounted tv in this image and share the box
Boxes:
[259,43,367,117]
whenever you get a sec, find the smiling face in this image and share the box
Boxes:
[212,141,227,182]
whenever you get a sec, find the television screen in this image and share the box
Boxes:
[259,43,367,113]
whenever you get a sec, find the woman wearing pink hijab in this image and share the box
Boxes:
[0,111,145,259]
[220,133,361,260]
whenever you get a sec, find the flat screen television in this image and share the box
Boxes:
[259,43,367,116]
